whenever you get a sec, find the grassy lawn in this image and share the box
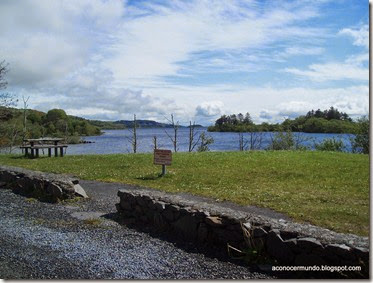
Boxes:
[0,150,369,236]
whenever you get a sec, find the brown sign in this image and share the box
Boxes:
[154,149,172,166]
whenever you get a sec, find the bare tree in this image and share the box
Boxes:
[165,114,179,152]
[238,132,248,151]
[247,131,264,150]
[153,135,157,150]
[188,121,201,152]
[22,95,30,141]
[0,61,17,107]
[126,114,138,153]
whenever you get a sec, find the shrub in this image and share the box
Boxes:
[351,116,369,154]
[267,131,294,150]
[315,138,344,152]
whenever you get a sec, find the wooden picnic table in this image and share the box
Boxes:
[21,138,68,158]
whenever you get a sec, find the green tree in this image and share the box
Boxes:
[351,116,369,154]
[45,109,67,123]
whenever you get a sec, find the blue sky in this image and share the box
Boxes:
[0,0,369,125]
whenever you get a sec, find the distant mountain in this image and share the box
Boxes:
[115,120,180,128]
[90,119,204,129]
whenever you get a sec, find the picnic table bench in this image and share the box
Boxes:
[21,138,68,158]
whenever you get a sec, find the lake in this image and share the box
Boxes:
[65,128,354,155]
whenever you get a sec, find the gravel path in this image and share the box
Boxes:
[0,182,275,279]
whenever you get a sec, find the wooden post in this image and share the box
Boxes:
[48,148,52,157]
[54,147,58,157]
[31,148,34,158]
[161,164,166,176]
[35,148,39,158]
[60,147,64,157]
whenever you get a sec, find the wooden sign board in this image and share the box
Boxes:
[154,149,172,166]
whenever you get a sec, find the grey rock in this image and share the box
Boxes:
[252,227,268,238]
[325,244,353,260]
[120,200,132,211]
[172,215,199,241]
[46,183,63,199]
[266,231,294,264]
[297,237,323,253]
[73,184,88,198]
[352,247,369,262]
[280,230,298,240]
[162,209,175,222]
[197,223,209,242]
[294,253,327,266]
[154,201,166,211]
[205,216,224,227]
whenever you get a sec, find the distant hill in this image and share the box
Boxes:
[90,119,203,129]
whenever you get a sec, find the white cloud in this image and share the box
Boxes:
[195,101,224,117]
[284,62,368,82]
[103,0,328,86]
[339,24,369,49]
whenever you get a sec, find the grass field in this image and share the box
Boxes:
[0,151,369,236]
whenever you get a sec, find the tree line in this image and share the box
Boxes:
[208,107,361,134]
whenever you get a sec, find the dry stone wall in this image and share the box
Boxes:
[116,188,369,273]
[0,165,88,202]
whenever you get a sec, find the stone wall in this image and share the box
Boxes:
[0,165,88,202]
[116,188,369,275]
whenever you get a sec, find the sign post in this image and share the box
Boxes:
[154,149,172,176]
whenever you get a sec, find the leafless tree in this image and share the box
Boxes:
[238,132,248,151]
[165,114,179,152]
[126,114,138,153]
[188,121,201,152]
[22,95,29,141]
[247,131,264,150]
[0,61,17,107]
[153,135,157,150]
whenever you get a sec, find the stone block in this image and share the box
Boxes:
[162,208,176,222]
[154,201,166,212]
[120,199,132,211]
[280,230,298,240]
[197,223,209,243]
[205,216,224,227]
[172,214,199,241]
[266,231,294,264]
[252,227,268,238]
[297,237,323,253]
[294,253,327,266]
[325,244,353,260]
[46,183,63,199]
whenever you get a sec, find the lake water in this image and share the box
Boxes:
[65,128,354,155]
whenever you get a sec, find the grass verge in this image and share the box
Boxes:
[0,150,369,236]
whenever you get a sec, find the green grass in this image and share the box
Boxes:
[0,151,369,236]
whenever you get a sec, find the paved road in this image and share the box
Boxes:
[0,181,275,279]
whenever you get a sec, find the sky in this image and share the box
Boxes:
[0,0,369,125]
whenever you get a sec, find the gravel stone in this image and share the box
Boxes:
[0,182,272,279]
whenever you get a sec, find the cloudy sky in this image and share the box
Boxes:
[0,0,368,125]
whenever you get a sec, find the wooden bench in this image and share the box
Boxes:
[20,139,68,158]
[20,145,68,158]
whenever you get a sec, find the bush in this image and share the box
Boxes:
[351,116,369,154]
[315,138,344,152]
[267,131,294,150]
